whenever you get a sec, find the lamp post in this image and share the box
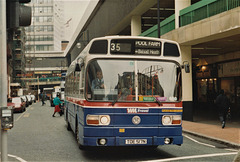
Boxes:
[157,0,160,38]
[37,76,40,102]
[0,0,8,160]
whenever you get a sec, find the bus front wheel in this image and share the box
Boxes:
[67,122,71,131]
[75,121,85,150]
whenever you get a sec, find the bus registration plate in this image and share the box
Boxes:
[125,139,147,144]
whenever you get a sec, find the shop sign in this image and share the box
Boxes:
[218,60,240,77]
[34,71,52,74]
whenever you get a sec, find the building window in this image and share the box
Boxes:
[36,45,54,51]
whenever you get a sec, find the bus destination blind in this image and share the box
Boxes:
[110,39,161,55]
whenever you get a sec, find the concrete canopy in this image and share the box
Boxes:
[65,0,240,64]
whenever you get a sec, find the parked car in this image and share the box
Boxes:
[20,95,29,107]
[26,95,32,105]
[7,100,15,108]
[8,97,26,112]
[30,95,36,103]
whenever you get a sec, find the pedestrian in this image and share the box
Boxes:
[216,89,230,128]
[52,93,62,117]
[41,91,45,106]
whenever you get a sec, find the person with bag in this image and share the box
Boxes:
[216,89,230,128]
[52,93,62,117]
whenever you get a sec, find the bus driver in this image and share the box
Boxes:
[91,70,105,90]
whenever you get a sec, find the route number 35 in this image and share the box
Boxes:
[111,43,121,51]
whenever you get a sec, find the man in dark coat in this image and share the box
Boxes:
[40,91,45,106]
[216,89,230,128]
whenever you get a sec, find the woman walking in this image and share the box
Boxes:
[52,93,62,117]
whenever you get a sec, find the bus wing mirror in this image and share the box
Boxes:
[185,64,190,73]
[75,57,84,72]
[182,61,190,73]
[75,63,81,72]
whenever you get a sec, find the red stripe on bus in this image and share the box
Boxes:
[66,98,182,108]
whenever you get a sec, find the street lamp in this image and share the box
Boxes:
[157,0,160,38]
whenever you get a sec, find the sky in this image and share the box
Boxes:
[61,0,93,41]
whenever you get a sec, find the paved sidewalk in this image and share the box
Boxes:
[182,120,240,148]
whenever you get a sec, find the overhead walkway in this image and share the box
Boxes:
[141,0,240,45]
[21,77,61,86]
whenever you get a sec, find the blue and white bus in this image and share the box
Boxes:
[64,36,190,149]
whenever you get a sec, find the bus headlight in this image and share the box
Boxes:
[162,115,181,125]
[100,116,110,125]
[86,115,110,126]
[162,115,172,125]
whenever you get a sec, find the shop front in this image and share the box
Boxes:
[194,60,240,120]
[218,60,240,118]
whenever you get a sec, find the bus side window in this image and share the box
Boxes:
[74,71,80,96]
[86,70,93,100]
[79,67,85,98]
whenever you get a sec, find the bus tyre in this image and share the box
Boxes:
[75,122,85,150]
[148,145,158,149]
[67,122,71,131]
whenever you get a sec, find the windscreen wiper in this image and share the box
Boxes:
[155,98,161,106]
[112,94,121,106]
[112,88,128,106]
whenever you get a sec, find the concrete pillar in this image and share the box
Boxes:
[175,0,191,29]
[131,15,141,36]
[181,45,193,121]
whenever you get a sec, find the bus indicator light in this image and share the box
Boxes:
[162,115,182,125]
[172,119,181,125]
[86,115,110,125]
[172,115,182,125]
[86,115,99,125]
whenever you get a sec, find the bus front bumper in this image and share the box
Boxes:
[80,136,183,146]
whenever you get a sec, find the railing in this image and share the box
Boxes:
[33,77,61,83]
[38,77,61,82]
[20,77,61,86]
[180,0,240,27]
[140,0,240,37]
[16,77,61,86]
[140,14,175,37]
[161,14,175,36]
